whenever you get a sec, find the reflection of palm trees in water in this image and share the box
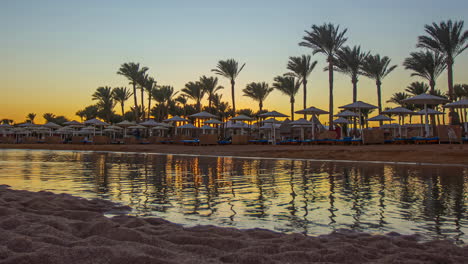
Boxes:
[327,163,337,227]
[288,160,297,217]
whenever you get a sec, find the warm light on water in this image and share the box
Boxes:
[0,149,466,242]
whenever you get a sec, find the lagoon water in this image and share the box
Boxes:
[0,149,466,242]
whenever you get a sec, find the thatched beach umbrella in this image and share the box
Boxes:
[402,94,449,137]
[295,106,328,139]
[339,101,378,139]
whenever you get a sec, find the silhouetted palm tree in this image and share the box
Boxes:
[405,81,429,95]
[272,76,300,120]
[361,54,397,114]
[153,85,179,120]
[333,46,369,102]
[76,105,99,121]
[454,84,468,100]
[92,86,115,122]
[417,20,468,101]
[117,62,148,122]
[182,81,205,112]
[212,59,245,113]
[403,51,446,93]
[299,23,347,129]
[286,55,317,116]
[199,76,223,109]
[387,92,410,107]
[26,113,36,123]
[112,87,132,116]
[242,82,274,112]
[1,119,13,125]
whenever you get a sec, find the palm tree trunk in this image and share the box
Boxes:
[328,59,334,130]
[303,79,307,119]
[140,89,145,120]
[121,102,125,116]
[376,80,383,126]
[132,83,139,122]
[447,59,460,125]
[430,81,437,135]
[231,80,236,114]
[259,101,263,113]
[352,77,358,134]
[208,93,212,109]
[147,94,152,120]
[291,97,295,121]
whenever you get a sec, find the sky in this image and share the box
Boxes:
[1,0,467,124]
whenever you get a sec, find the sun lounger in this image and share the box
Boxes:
[218,140,231,145]
[181,139,199,145]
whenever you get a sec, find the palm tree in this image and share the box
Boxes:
[181,81,205,112]
[76,105,99,121]
[299,23,347,129]
[417,20,468,101]
[387,92,410,107]
[199,76,223,109]
[152,85,179,120]
[242,82,274,112]
[43,113,56,123]
[117,62,148,122]
[112,87,132,116]
[333,46,369,102]
[92,86,115,122]
[405,81,429,95]
[361,54,397,115]
[454,84,468,100]
[1,119,13,125]
[403,51,446,93]
[211,59,246,113]
[285,55,318,117]
[26,113,36,123]
[272,76,300,120]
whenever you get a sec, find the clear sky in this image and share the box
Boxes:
[1,0,467,123]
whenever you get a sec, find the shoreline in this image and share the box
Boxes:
[1,185,466,263]
[1,143,468,165]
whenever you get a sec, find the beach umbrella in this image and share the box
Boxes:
[335,110,359,117]
[152,126,169,130]
[333,117,351,124]
[107,125,123,130]
[84,118,109,126]
[260,118,283,144]
[201,124,216,134]
[296,106,329,139]
[140,119,161,136]
[128,125,146,130]
[189,111,217,119]
[367,115,395,122]
[64,120,83,126]
[290,118,311,140]
[381,107,415,136]
[18,123,40,128]
[0,124,13,129]
[43,122,61,128]
[231,114,255,121]
[339,101,378,139]
[117,120,136,136]
[164,115,189,122]
[259,111,289,118]
[204,119,223,124]
[402,94,449,137]
[444,99,468,131]
[416,108,444,115]
[177,123,198,136]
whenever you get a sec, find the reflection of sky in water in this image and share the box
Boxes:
[0,149,466,243]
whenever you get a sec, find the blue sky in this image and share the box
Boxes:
[1,0,467,122]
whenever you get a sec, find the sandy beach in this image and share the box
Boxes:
[1,143,468,165]
[0,185,466,264]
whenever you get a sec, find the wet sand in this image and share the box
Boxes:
[1,143,468,165]
[0,185,466,264]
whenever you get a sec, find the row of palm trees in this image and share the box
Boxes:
[72,19,466,127]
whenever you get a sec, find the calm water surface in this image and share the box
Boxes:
[0,149,466,242]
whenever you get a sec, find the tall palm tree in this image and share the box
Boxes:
[92,86,115,122]
[199,76,223,109]
[333,46,369,102]
[242,82,274,112]
[417,20,468,101]
[181,81,205,112]
[299,23,347,129]
[117,62,148,122]
[403,51,446,93]
[272,76,300,120]
[285,55,318,117]
[405,81,429,96]
[211,59,246,113]
[361,54,397,115]
[112,87,132,116]
[26,113,36,123]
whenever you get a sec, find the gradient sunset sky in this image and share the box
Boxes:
[2,0,468,123]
